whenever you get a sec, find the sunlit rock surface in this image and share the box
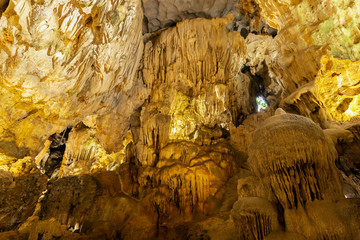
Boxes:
[251,0,360,94]
[1,0,360,239]
[256,0,360,61]
[315,55,360,121]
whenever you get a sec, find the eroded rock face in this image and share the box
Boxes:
[231,197,280,240]
[280,83,329,129]
[142,0,238,33]
[248,112,343,208]
[0,169,47,231]
[0,0,144,156]
[325,121,360,198]
[39,175,101,228]
[127,16,247,215]
[315,55,360,121]
[245,111,360,239]
[19,172,157,240]
[141,15,248,143]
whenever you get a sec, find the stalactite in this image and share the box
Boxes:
[248,113,344,209]
[231,197,280,240]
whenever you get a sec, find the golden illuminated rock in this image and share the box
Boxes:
[245,0,360,98]
[255,0,360,61]
[117,16,250,216]
[0,153,35,176]
[280,82,329,128]
[315,55,360,121]
[248,113,343,208]
[245,112,360,239]
[141,15,248,145]
[0,0,144,156]
[60,124,118,177]
[1,0,360,239]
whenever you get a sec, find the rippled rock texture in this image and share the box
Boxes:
[0,0,144,156]
[142,0,237,33]
[244,112,360,239]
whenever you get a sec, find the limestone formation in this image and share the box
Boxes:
[237,175,275,202]
[315,55,360,121]
[126,16,249,216]
[142,0,238,33]
[231,197,280,240]
[325,121,360,198]
[60,123,115,177]
[142,15,249,132]
[0,169,47,231]
[246,112,359,239]
[0,0,144,156]
[280,82,329,129]
[255,0,360,61]
[248,113,343,208]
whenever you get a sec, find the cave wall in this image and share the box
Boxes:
[0,0,360,240]
[0,0,144,157]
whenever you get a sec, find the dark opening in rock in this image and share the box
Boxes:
[38,126,73,178]
[0,0,10,17]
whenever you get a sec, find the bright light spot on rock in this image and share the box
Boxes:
[54,51,65,61]
[345,108,354,116]
[315,55,360,121]
[337,75,343,88]
[344,99,358,118]
[256,96,268,112]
